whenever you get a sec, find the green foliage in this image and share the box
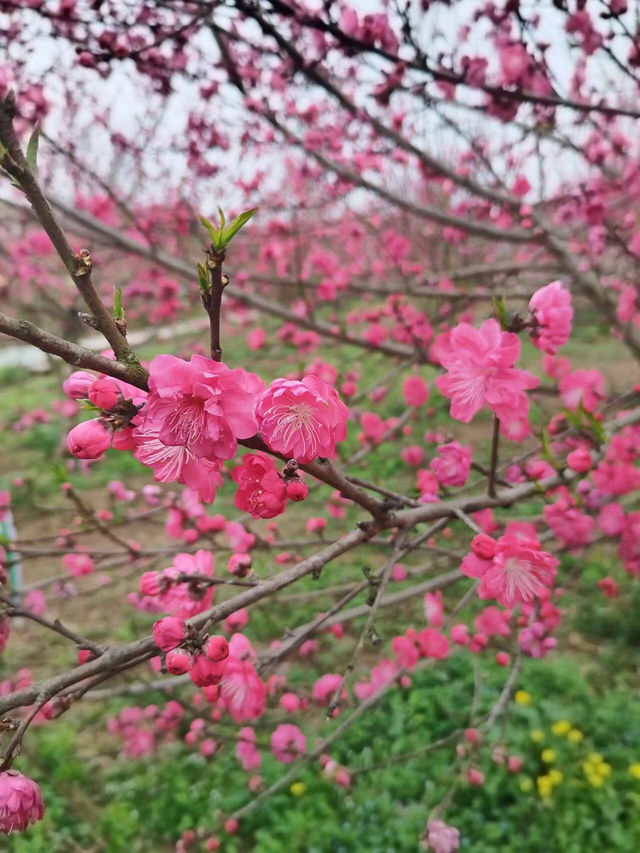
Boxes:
[199,207,258,253]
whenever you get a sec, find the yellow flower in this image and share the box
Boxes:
[531,729,545,743]
[588,752,603,764]
[567,729,583,744]
[551,720,572,736]
[541,749,556,764]
[549,770,564,785]
[520,777,534,792]
[628,762,640,780]
[290,782,306,797]
[537,775,554,798]
[515,690,533,705]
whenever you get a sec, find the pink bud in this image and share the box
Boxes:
[139,570,164,596]
[166,648,193,675]
[451,624,469,645]
[228,553,252,577]
[566,446,592,473]
[467,767,485,786]
[63,371,95,399]
[66,419,112,459]
[190,653,228,687]
[203,635,229,662]
[88,377,120,411]
[465,727,482,745]
[508,755,523,773]
[153,616,185,651]
[471,534,496,560]
[224,818,239,834]
[496,651,511,666]
[286,480,309,501]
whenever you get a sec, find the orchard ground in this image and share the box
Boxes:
[1,306,640,852]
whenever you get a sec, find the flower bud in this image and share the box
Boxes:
[140,570,164,596]
[67,419,111,459]
[286,480,309,501]
[153,616,185,651]
[166,648,193,675]
[203,635,229,663]
[62,371,95,400]
[88,377,120,411]
[228,553,252,577]
[471,533,496,560]
[189,653,228,687]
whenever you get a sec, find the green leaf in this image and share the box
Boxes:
[492,294,507,330]
[26,123,40,175]
[218,207,226,231]
[197,261,211,295]
[581,403,606,445]
[540,426,556,466]
[113,286,124,321]
[199,215,222,250]
[219,206,258,248]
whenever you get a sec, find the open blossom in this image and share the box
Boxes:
[237,727,262,771]
[232,453,288,518]
[135,428,223,504]
[0,771,45,834]
[138,354,264,469]
[529,281,573,355]
[435,319,539,429]
[430,441,472,487]
[426,819,460,853]
[219,657,267,722]
[403,375,429,407]
[271,724,307,763]
[256,375,348,463]
[461,533,558,607]
[559,368,605,412]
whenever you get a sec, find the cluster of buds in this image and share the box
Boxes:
[152,616,230,686]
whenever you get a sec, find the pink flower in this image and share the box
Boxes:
[204,635,229,662]
[63,371,95,399]
[313,673,347,705]
[228,553,252,577]
[426,819,460,853]
[528,281,573,355]
[166,648,192,674]
[416,628,450,659]
[435,319,538,426]
[417,469,440,502]
[62,552,95,577]
[67,419,112,459]
[232,453,288,518]
[559,369,605,412]
[0,771,45,834]
[430,441,472,486]
[403,375,429,407]
[153,616,186,651]
[286,479,308,501]
[190,653,228,687]
[567,446,592,472]
[392,635,420,669]
[88,377,120,410]
[134,428,223,504]
[461,534,558,607]
[424,591,444,627]
[256,375,348,463]
[271,724,307,763]
[140,354,264,462]
[219,658,267,722]
[237,727,262,770]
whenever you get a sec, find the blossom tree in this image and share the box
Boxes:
[0,0,640,848]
